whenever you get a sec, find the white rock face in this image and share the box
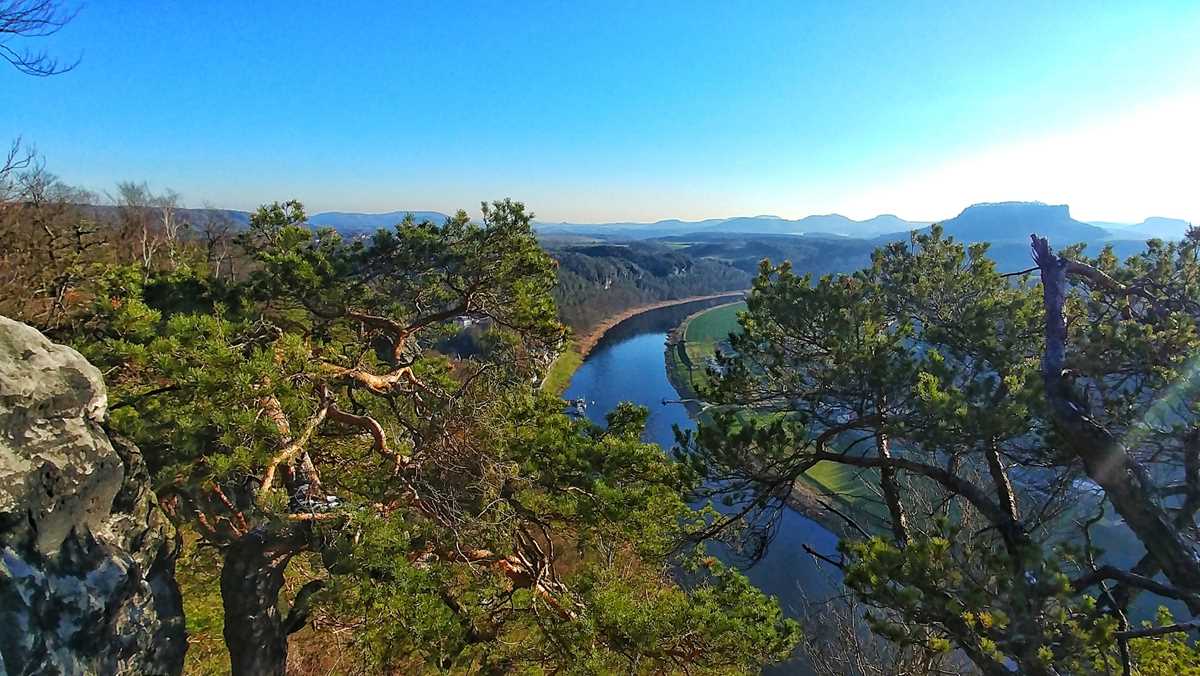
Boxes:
[0,316,121,555]
[0,316,185,676]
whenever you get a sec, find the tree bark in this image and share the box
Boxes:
[1033,235,1200,613]
[221,525,311,676]
[875,431,910,546]
[985,438,1019,525]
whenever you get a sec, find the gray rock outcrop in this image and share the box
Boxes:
[0,316,185,676]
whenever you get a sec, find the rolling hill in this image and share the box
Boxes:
[309,210,450,232]
[1090,216,1193,241]
[534,213,929,239]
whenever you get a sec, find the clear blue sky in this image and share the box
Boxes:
[3,1,1199,222]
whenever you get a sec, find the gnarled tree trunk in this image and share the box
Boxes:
[221,525,313,676]
[1034,235,1200,613]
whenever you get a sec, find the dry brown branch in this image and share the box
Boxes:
[257,400,330,504]
[320,361,429,397]
[210,482,250,535]
[325,396,409,470]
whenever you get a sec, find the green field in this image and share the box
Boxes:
[667,302,746,396]
[667,301,885,521]
[803,461,880,507]
[725,410,882,515]
[684,301,746,343]
[541,341,583,395]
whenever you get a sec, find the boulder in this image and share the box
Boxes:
[0,316,185,676]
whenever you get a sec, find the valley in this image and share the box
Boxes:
[558,300,840,675]
[7,4,1200,672]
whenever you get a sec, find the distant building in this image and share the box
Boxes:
[704,356,726,376]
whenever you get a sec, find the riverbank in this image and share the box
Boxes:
[663,300,744,403]
[542,291,746,395]
[662,301,875,539]
[574,291,747,358]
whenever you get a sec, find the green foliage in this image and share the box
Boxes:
[500,397,699,558]
[176,534,231,676]
[550,240,749,331]
[681,225,1200,673]
[325,515,475,670]
[1129,609,1200,674]
[324,399,799,673]
[840,530,1128,672]
[62,198,797,674]
[544,557,800,674]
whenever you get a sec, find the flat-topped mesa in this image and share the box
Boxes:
[939,201,1106,243]
[0,316,185,676]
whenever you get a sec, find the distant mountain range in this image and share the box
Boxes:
[534,213,932,239]
[76,201,1193,244]
[537,202,1193,243]
[309,210,450,232]
[1088,216,1193,241]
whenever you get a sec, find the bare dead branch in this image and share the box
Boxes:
[1034,233,1200,610]
[1116,620,1200,640]
[257,399,330,504]
[0,0,80,76]
[1071,565,1200,606]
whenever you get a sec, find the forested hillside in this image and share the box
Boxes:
[547,240,751,329]
[655,232,878,275]
[543,217,1155,333]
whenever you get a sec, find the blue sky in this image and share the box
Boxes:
[3,1,1199,222]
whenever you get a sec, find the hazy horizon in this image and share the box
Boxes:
[4,2,1199,223]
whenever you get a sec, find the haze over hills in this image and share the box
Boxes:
[705,213,931,237]
[1089,216,1194,241]
[530,219,727,239]
[931,202,1107,243]
[534,213,932,239]
[309,210,450,232]
[76,201,1192,244]
[538,202,1199,244]
[537,201,1186,243]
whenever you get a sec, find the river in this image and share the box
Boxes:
[562,299,840,675]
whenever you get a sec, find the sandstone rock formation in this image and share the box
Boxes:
[0,316,185,675]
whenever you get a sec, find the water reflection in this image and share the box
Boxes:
[563,300,840,675]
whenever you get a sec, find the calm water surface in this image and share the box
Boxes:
[563,300,839,674]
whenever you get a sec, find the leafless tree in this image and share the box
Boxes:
[111,181,186,276]
[0,137,36,201]
[155,188,186,268]
[111,181,157,276]
[196,205,238,280]
[0,164,104,330]
[0,0,79,76]
[797,591,973,676]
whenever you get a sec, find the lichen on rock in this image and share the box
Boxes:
[0,316,185,676]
